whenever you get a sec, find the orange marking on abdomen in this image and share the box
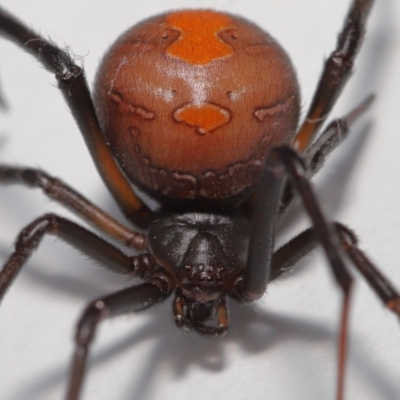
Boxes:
[165,10,233,65]
[174,103,230,134]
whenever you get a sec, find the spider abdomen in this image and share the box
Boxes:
[94,9,300,201]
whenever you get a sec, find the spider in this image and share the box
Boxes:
[0,1,399,400]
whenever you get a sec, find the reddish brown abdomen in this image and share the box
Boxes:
[94,9,300,200]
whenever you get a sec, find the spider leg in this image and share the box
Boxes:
[279,95,374,217]
[239,145,356,400]
[241,146,353,300]
[0,6,151,227]
[334,223,400,316]
[275,146,352,400]
[0,213,155,301]
[305,95,374,170]
[269,228,318,282]
[294,0,374,151]
[269,224,400,318]
[67,276,172,400]
[0,166,146,248]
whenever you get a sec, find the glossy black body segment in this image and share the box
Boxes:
[148,210,250,302]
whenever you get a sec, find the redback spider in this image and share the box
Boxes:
[0,0,400,400]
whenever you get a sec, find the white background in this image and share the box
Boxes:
[0,1,399,399]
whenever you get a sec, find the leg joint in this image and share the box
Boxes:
[334,222,359,250]
[75,300,107,346]
[15,213,58,253]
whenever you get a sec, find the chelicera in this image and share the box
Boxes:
[0,1,399,400]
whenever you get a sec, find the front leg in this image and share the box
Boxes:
[238,145,354,400]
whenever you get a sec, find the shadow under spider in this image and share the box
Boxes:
[5,297,399,400]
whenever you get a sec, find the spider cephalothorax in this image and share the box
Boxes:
[148,210,250,303]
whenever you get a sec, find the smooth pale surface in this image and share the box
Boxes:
[0,1,399,400]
